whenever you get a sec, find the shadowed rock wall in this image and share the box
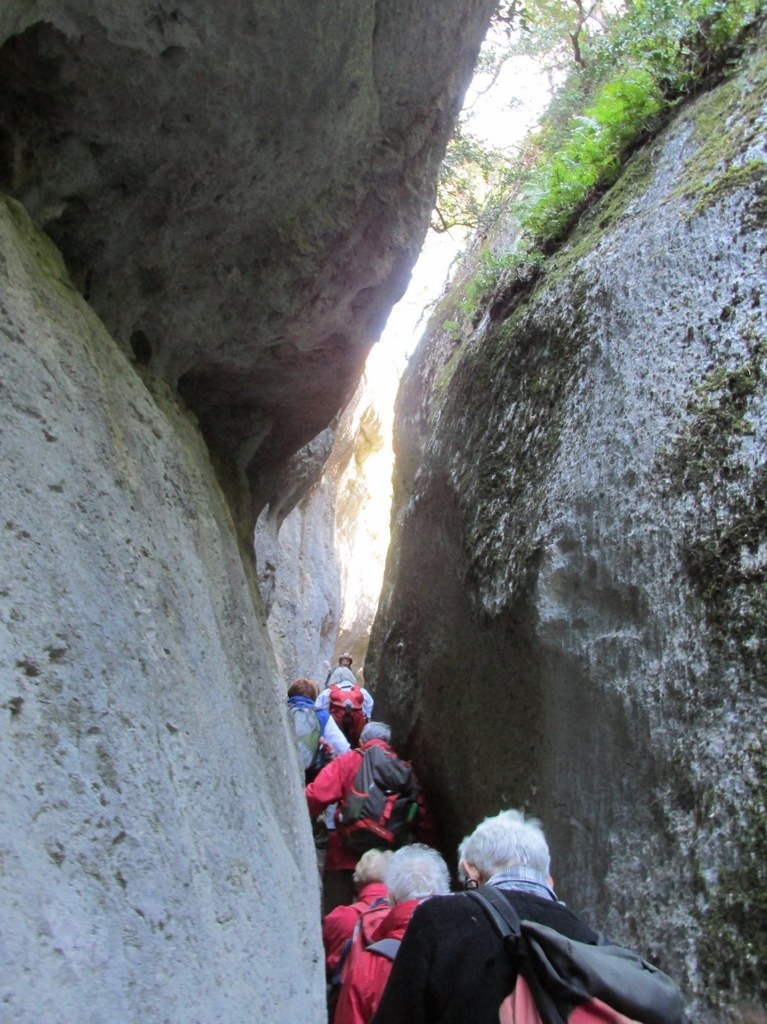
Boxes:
[0,0,496,522]
[368,40,767,1019]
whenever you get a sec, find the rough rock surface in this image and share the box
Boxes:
[257,346,397,684]
[0,0,496,520]
[0,2,498,1019]
[368,40,767,1018]
[255,423,345,684]
[0,196,325,1021]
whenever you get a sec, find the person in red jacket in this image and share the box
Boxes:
[323,848,392,981]
[334,844,450,1024]
[305,722,440,912]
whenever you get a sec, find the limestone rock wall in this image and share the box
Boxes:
[257,344,398,685]
[0,2,498,1019]
[0,197,323,1021]
[368,41,767,1018]
[255,421,348,685]
[0,0,497,520]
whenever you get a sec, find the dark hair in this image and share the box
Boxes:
[288,678,319,700]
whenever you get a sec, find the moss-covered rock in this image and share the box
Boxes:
[369,29,767,1022]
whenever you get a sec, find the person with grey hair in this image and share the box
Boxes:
[371,809,601,1024]
[323,849,393,982]
[459,808,553,894]
[357,721,390,743]
[335,845,450,1024]
[306,723,439,912]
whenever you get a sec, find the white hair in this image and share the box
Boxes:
[353,848,393,888]
[459,809,550,879]
[456,836,470,884]
[384,844,451,905]
[360,721,391,744]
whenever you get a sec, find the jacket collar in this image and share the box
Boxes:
[287,695,315,709]
[357,881,389,905]
[370,898,421,941]
[359,738,392,754]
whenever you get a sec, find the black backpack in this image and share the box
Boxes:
[337,744,421,852]
[467,886,686,1024]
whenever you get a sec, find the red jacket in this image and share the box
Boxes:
[305,739,440,872]
[322,881,389,978]
[334,899,420,1024]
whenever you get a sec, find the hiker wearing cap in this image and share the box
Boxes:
[324,652,361,688]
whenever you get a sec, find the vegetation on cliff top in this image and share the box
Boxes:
[438,0,764,318]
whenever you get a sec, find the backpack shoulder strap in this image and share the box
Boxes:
[467,886,522,939]
[315,708,330,731]
[366,937,401,961]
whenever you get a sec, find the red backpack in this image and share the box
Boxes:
[328,682,366,747]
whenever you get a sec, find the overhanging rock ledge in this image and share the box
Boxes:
[0,0,496,519]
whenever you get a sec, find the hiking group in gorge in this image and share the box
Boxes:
[286,655,687,1024]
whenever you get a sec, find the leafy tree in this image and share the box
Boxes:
[432,1,629,235]
[432,121,510,233]
[494,0,625,72]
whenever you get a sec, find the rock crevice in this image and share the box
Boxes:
[0,3,499,1019]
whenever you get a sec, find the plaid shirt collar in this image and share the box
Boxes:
[486,865,559,902]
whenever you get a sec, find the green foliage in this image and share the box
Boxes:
[457,244,545,315]
[521,69,663,239]
[602,0,763,94]
[433,121,509,233]
[495,0,618,73]
[454,0,763,312]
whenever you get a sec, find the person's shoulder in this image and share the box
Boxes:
[509,892,600,944]
[323,901,357,928]
[333,745,355,762]
[336,746,362,768]
[409,892,474,925]
[359,881,388,903]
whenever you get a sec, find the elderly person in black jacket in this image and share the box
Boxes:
[371,808,600,1024]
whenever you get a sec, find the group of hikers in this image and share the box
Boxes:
[287,654,686,1024]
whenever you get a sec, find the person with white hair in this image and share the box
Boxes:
[371,809,601,1024]
[335,845,451,1024]
[323,848,393,982]
[458,807,553,894]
